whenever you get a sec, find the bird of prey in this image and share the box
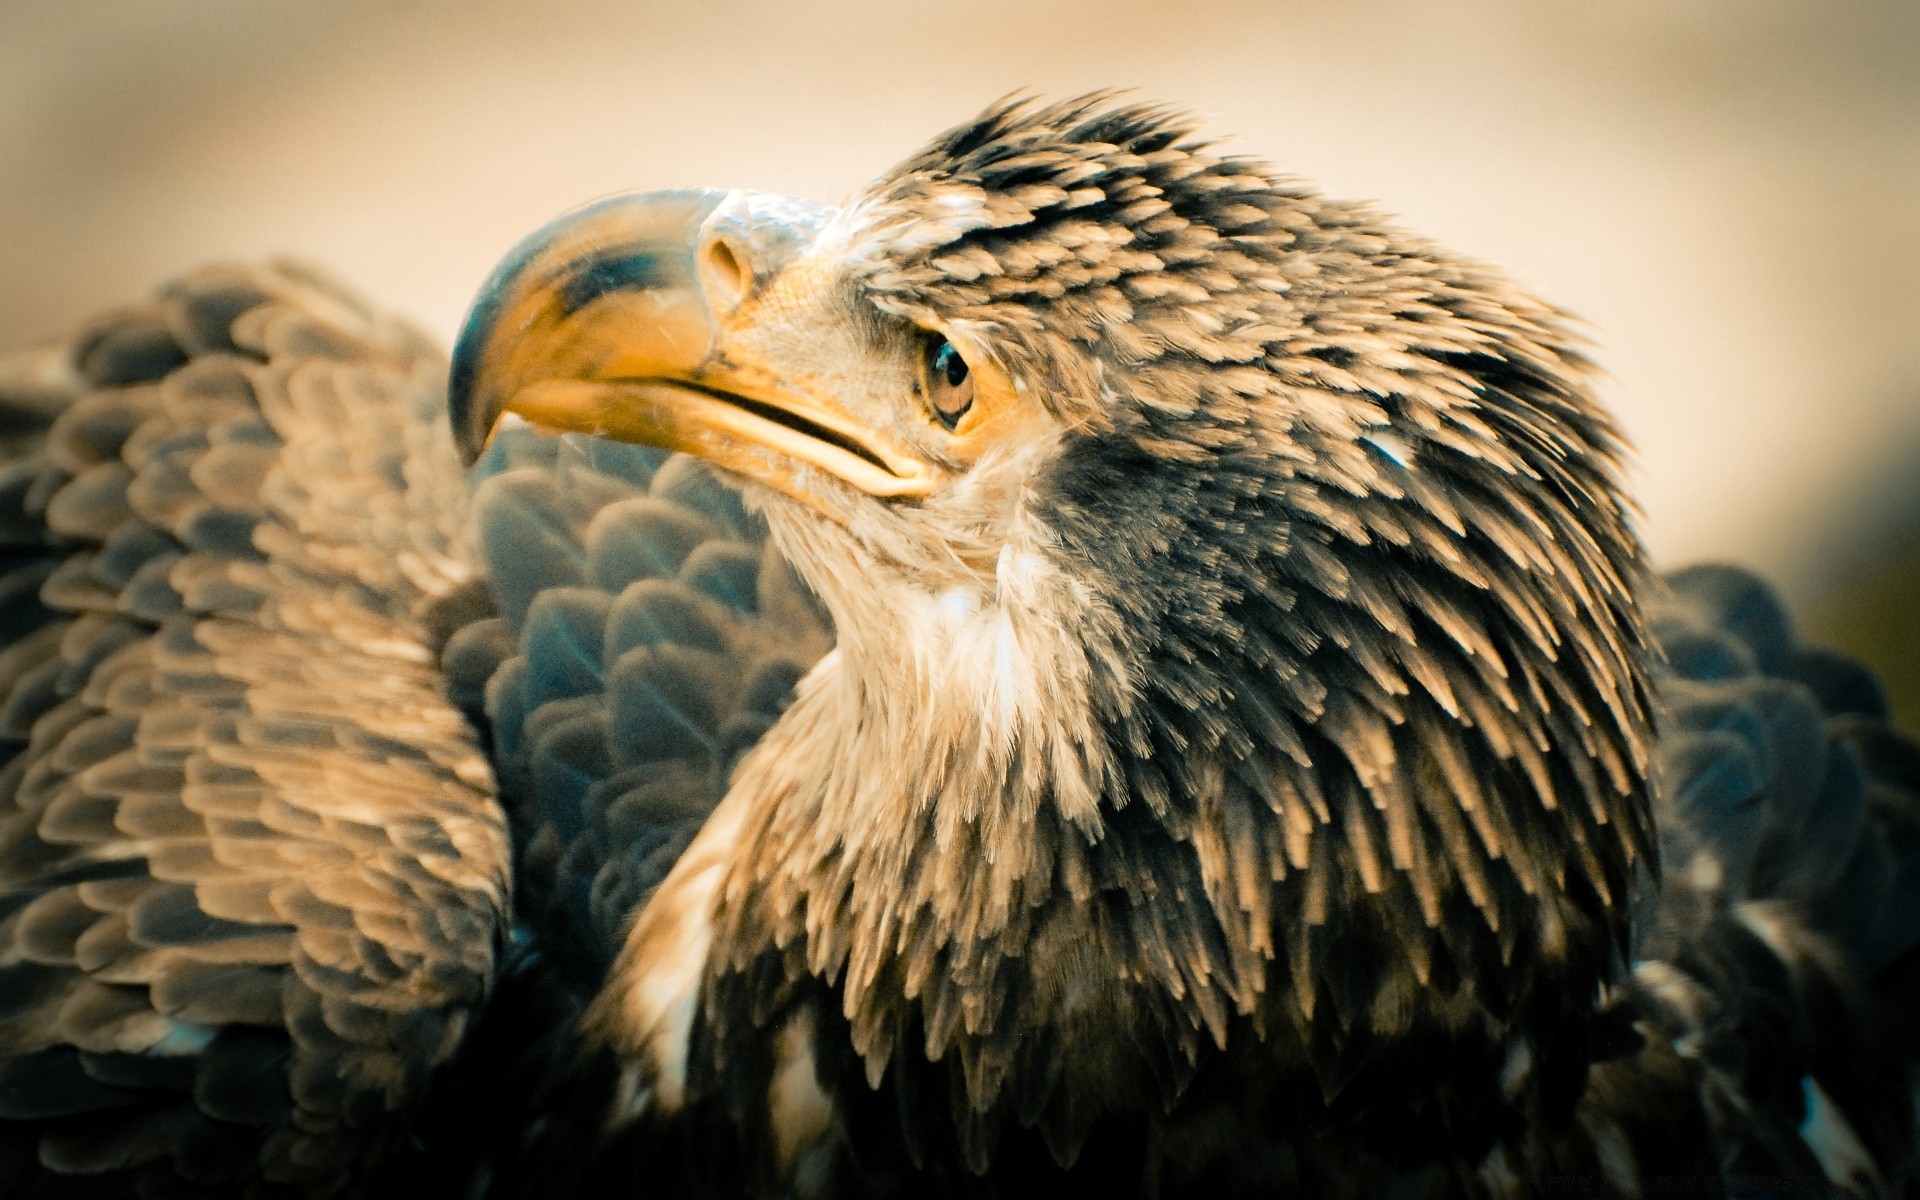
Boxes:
[0,95,1916,1199]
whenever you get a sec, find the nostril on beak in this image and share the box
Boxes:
[700,232,753,315]
[691,189,832,319]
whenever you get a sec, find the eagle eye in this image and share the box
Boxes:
[921,334,974,431]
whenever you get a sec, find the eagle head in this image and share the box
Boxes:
[450,96,1659,1185]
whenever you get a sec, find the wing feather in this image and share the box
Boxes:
[0,263,509,1198]
[1601,564,1920,1192]
[468,428,832,993]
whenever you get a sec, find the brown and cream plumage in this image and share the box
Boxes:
[0,266,508,1197]
[2,95,1917,1198]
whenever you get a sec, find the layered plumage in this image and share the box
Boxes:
[0,266,508,1197]
[0,96,1915,1198]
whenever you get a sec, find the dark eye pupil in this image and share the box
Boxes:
[936,342,968,387]
[923,335,975,431]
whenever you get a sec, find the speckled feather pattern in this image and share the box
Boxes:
[535,98,1920,1199]
[0,264,508,1198]
[639,96,1666,1195]
[0,94,1917,1200]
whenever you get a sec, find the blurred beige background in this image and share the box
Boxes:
[5,0,1919,708]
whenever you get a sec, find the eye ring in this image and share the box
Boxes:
[921,334,974,431]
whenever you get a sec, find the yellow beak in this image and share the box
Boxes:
[448,188,934,501]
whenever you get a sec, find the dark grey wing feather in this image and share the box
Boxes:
[1596,564,1920,1194]
[463,427,831,992]
[0,265,509,1199]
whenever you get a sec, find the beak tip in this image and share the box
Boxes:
[448,285,507,470]
[452,429,488,470]
[448,394,493,470]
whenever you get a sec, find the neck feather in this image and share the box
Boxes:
[719,506,1134,1018]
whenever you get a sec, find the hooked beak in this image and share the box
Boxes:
[448,188,934,502]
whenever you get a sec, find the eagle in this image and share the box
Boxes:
[0,95,1916,1199]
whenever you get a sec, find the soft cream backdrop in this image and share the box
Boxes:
[5,0,1919,613]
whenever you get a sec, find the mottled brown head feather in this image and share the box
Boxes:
[664,94,1664,1178]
